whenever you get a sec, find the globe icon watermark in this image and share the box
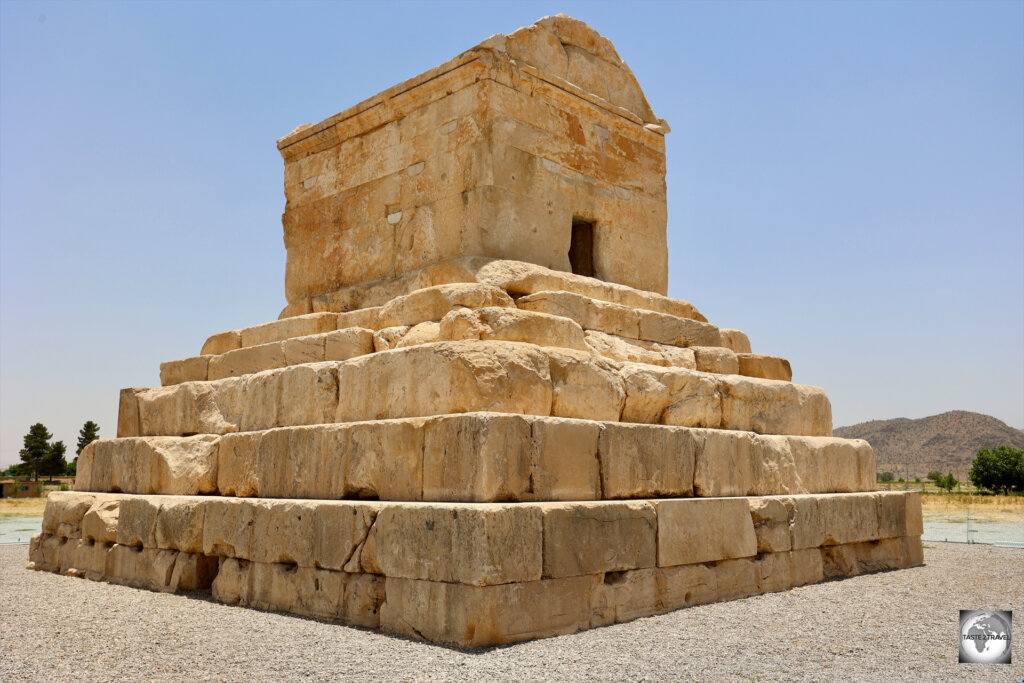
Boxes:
[959,610,1012,664]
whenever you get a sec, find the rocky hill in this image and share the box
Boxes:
[834,410,1024,480]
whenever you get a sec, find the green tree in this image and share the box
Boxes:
[935,472,958,492]
[76,421,100,456]
[18,423,52,482]
[969,447,1024,494]
[41,440,67,481]
[878,471,895,483]
[926,471,943,482]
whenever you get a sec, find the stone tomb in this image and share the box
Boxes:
[29,15,923,648]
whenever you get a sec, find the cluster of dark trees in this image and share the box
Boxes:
[3,422,100,481]
[925,470,959,491]
[968,446,1024,494]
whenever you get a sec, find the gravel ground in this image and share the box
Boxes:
[1,542,1020,682]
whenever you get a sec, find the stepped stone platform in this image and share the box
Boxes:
[29,15,922,648]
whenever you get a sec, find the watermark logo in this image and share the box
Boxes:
[959,610,1012,664]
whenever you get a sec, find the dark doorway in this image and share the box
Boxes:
[569,218,595,277]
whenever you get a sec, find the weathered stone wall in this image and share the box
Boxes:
[278,16,670,310]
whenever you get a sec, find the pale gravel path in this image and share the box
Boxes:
[1,542,1020,682]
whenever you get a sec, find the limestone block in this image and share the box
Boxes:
[117,388,145,438]
[655,562,718,610]
[713,558,759,601]
[137,382,236,437]
[154,497,207,555]
[542,501,656,578]
[240,313,338,348]
[281,335,327,365]
[394,321,441,348]
[42,491,96,537]
[876,491,909,539]
[74,441,96,491]
[584,331,695,368]
[754,550,793,594]
[904,490,924,537]
[439,306,588,351]
[717,375,832,437]
[694,431,773,498]
[277,362,339,428]
[313,502,379,572]
[380,575,597,648]
[547,348,624,420]
[789,493,880,550]
[250,500,317,566]
[208,342,287,380]
[335,342,552,423]
[82,500,120,545]
[115,496,158,548]
[692,346,739,375]
[589,568,659,626]
[324,327,375,360]
[216,431,261,497]
[737,354,793,382]
[377,283,514,328]
[637,311,721,348]
[748,497,792,553]
[597,423,695,498]
[527,417,602,500]
[655,498,757,567]
[160,356,210,386]
[472,259,705,321]
[619,363,721,428]
[86,436,220,496]
[373,326,410,351]
[719,329,752,354]
[369,503,543,585]
[336,306,382,330]
[517,291,639,338]
[201,330,241,356]
[203,498,257,558]
[105,544,217,592]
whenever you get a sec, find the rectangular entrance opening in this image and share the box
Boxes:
[569,218,595,278]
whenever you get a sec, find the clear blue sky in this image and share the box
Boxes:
[1,0,1022,467]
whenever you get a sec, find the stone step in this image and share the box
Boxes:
[126,342,831,439]
[169,306,787,386]
[30,490,923,647]
[280,256,706,323]
[77,414,876,500]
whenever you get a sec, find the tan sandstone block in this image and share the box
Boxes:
[216,431,262,497]
[335,341,552,423]
[336,306,382,330]
[377,283,514,328]
[250,500,317,566]
[714,558,759,601]
[737,354,793,382]
[159,356,210,386]
[547,348,624,420]
[201,330,241,356]
[313,502,380,572]
[240,312,338,348]
[154,497,207,554]
[380,575,596,648]
[517,291,639,337]
[81,499,120,545]
[324,327,375,360]
[202,498,257,558]
[692,346,740,375]
[117,388,145,438]
[439,306,588,351]
[789,493,880,550]
[372,326,410,351]
[281,334,327,365]
[655,498,757,567]
[394,321,441,348]
[208,342,287,380]
[370,503,543,585]
[589,568,659,626]
[717,375,832,437]
[719,329,752,354]
[542,501,656,578]
[42,491,97,537]
[115,496,159,548]
[637,311,721,348]
[619,364,721,428]
[584,330,696,368]
[597,423,695,498]
[904,491,924,537]
[876,491,909,539]
[748,497,792,553]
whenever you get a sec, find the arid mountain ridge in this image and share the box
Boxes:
[834,410,1024,480]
